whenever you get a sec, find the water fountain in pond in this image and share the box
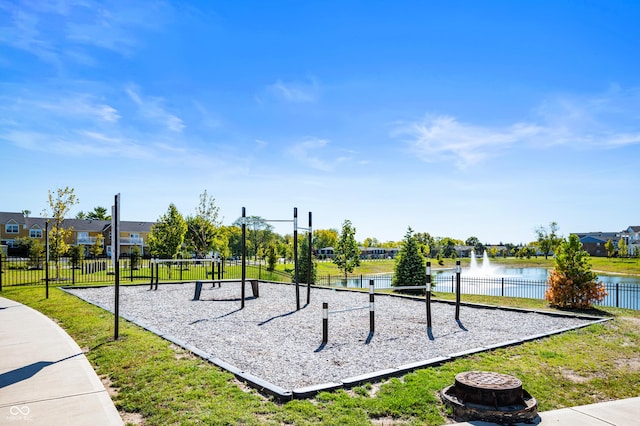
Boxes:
[467,251,499,276]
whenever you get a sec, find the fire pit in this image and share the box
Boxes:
[441,371,537,424]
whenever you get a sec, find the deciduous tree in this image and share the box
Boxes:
[90,234,104,258]
[604,239,615,258]
[186,190,224,258]
[148,203,187,259]
[46,187,79,279]
[618,237,628,258]
[232,216,274,260]
[536,221,562,259]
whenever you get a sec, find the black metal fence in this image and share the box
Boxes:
[315,273,640,310]
[0,257,292,289]
[3,255,637,310]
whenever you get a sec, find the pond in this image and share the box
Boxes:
[317,267,640,310]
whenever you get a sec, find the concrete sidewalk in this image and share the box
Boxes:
[450,396,640,425]
[0,296,637,425]
[0,297,123,425]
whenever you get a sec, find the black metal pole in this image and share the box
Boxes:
[294,207,300,310]
[455,259,461,320]
[426,261,432,328]
[369,280,375,334]
[149,257,154,289]
[114,194,120,340]
[322,302,328,344]
[241,207,246,309]
[307,211,312,305]
[155,257,159,290]
[0,251,3,292]
[45,221,49,299]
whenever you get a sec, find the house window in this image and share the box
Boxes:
[6,223,19,234]
[30,228,42,238]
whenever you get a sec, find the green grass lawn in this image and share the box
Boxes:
[2,279,639,425]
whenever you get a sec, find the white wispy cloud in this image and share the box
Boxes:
[394,115,541,168]
[35,94,120,122]
[395,87,640,168]
[266,78,319,103]
[126,85,185,132]
[288,138,352,172]
[0,0,170,65]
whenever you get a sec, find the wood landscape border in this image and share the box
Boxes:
[61,282,610,402]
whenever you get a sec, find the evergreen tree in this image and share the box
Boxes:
[545,234,607,309]
[393,227,426,291]
[296,234,317,284]
[333,219,360,280]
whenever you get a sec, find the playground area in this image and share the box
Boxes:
[66,282,602,397]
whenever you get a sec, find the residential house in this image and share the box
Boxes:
[317,246,399,260]
[0,211,153,258]
[103,221,155,258]
[573,232,622,257]
[622,226,640,256]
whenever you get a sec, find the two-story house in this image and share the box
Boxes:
[1,211,153,258]
[622,226,640,256]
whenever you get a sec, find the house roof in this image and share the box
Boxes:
[580,235,610,243]
[1,212,154,234]
[0,212,26,224]
[104,221,155,233]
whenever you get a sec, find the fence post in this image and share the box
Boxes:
[426,261,432,329]
[0,253,3,291]
[150,258,154,289]
[155,258,159,290]
[501,277,504,297]
[360,274,363,288]
[72,264,75,285]
[369,280,375,334]
[616,282,619,308]
[322,302,328,344]
[455,260,461,320]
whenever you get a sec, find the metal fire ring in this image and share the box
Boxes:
[455,371,522,391]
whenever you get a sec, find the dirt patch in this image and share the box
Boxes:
[121,412,145,425]
[170,343,196,360]
[100,375,145,425]
[614,357,640,371]
[371,417,409,425]
[560,368,604,383]
[101,375,118,397]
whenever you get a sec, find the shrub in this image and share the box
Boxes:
[545,234,607,309]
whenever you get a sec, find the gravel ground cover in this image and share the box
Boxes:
[66,282,600,391]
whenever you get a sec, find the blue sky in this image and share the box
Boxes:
[2,0,639,245]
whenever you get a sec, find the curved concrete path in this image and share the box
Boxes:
[0,297,123,425]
